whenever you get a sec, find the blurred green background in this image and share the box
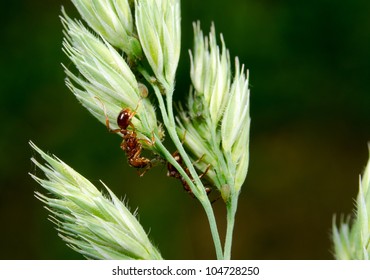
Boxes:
[1,0,369,260]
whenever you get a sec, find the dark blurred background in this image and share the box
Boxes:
[1,0,369,260]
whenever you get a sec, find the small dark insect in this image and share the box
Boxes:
[99,100,151,170]
[167,151,211,196]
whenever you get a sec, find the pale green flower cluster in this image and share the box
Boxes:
[177,23,250,201]
[136,0,181,88]
[190,23,231,125]
[30,142,162,260]
[70,0,142,59]
[62,12,159,140]
[333,146,370,259]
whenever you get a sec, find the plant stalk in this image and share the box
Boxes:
[223,193,239,260]
[147,80,224,259]
[154,134,224,260]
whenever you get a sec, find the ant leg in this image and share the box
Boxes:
[211,195,220,204]
[150,132,156,146]
[120,139,127,151]
[127,99,144,129]
[129,146,152,176]
[137,131,156,147]
[198,164,211,179]
[193,154,206,165]
[138,161,152,177]
[94,97,120,133]
[132,144,143,159]
[137,154,164,177]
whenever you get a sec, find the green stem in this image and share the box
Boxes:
[145,79,224,259]
[164,85,205,192]
[151,83,205,196]
[164,86,224,259]
[223,193,239,260]
[154,133,224,260]
[200,198,224,260]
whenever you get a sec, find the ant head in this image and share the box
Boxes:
[117,108,133,130]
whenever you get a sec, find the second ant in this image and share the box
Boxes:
[167,151,211,197]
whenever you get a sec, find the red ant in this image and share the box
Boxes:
[116,108,151,169]
[167,151,211,196]
[98,98,152,170]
